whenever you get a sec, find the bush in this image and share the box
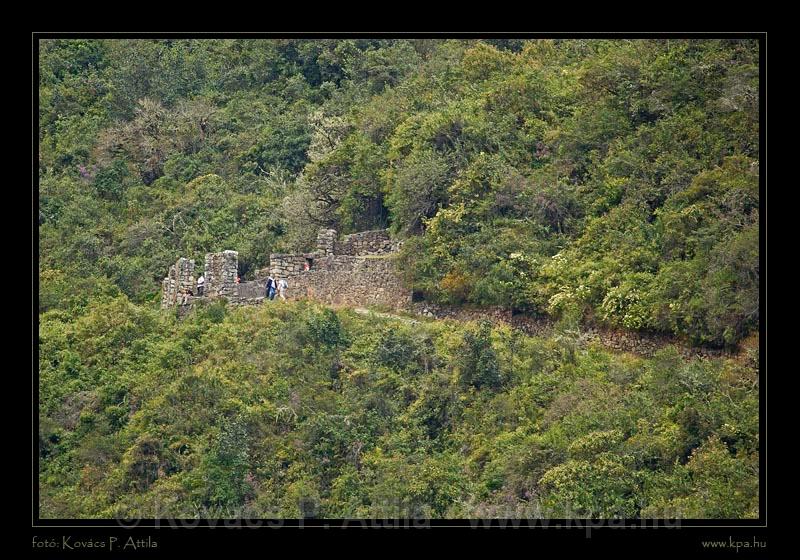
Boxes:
[93,159,130,200]
[458,321,502,390]
[304,308,348,348]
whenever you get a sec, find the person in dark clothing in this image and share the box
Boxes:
[265,274,276,300]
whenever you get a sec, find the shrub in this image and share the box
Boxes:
[458,321,502,390]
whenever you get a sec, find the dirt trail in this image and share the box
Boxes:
[352,307,419,323]
[193,295,750,362]
[350,304,748,362]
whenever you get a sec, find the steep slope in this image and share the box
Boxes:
[39,300,759,518]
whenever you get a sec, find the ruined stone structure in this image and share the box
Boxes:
[160,257,195,308]
[161,250,237,308]
[315,228,336,256]
[161,229,410,309]
[292,254,408,308]
[257,228,409,308]
[203,250,239,297]
[333,229,402,256]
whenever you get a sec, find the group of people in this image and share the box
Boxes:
[264,274,288,301]
[177,273,288,306]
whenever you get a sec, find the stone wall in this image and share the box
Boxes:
[204,250,238,297]
[294,255,410,308]
[234,280,267,301]
[269,253,311,281]
[256,229,405,305]
[333,229,401,256]
[162,250,238,307]
[162,228,409,310]
[160,257,195,308]
[316,228,337,256]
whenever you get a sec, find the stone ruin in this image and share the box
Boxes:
[161,257,195,308]
[332,228,401,256]
[203,250,239,297]
[312,228,400,257]
[256,229,411,309]
[315,228,336,256]
[161,229,410,309]
[257,229,408,308]
[161,250,238,308]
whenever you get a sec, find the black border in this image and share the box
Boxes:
[32,31,767,554]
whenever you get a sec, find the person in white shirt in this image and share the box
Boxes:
[197,275,205,296]
[277,277,288,301]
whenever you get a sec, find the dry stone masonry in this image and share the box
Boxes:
[261,228,409,308]
[333,229,402,256]
[316,228,337,256]
[204,250,239,297]
[267,254,310,280]
[161,251,236,307]
[161,229,409,309]
[161,257,195,308]
[301,255,408,308]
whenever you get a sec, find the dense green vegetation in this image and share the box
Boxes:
[39,38,758,346]
[38,38,760,518]
[39,300,758,518]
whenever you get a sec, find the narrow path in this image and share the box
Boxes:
[352,307,420,324]
[192,296,746,362]
[351,304,744,362]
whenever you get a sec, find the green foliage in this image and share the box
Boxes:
[38,302,758,518]
[38,38,758,344]
[201,416,252,509]
[303,307,348,348]
[386,149,453,235]
[539,454,639,518]
[458,321,502,390]
[94,159,129,200]
[641,435,758,518]
[39,38,760,519]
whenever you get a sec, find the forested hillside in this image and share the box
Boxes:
[39,301,759,518]
[38,38,760,519]
[40,38,759,346]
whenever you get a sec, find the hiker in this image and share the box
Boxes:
[277,277,288,301]
[196,275,205,296]
[181,289,193,306]
[265,273,276,300]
